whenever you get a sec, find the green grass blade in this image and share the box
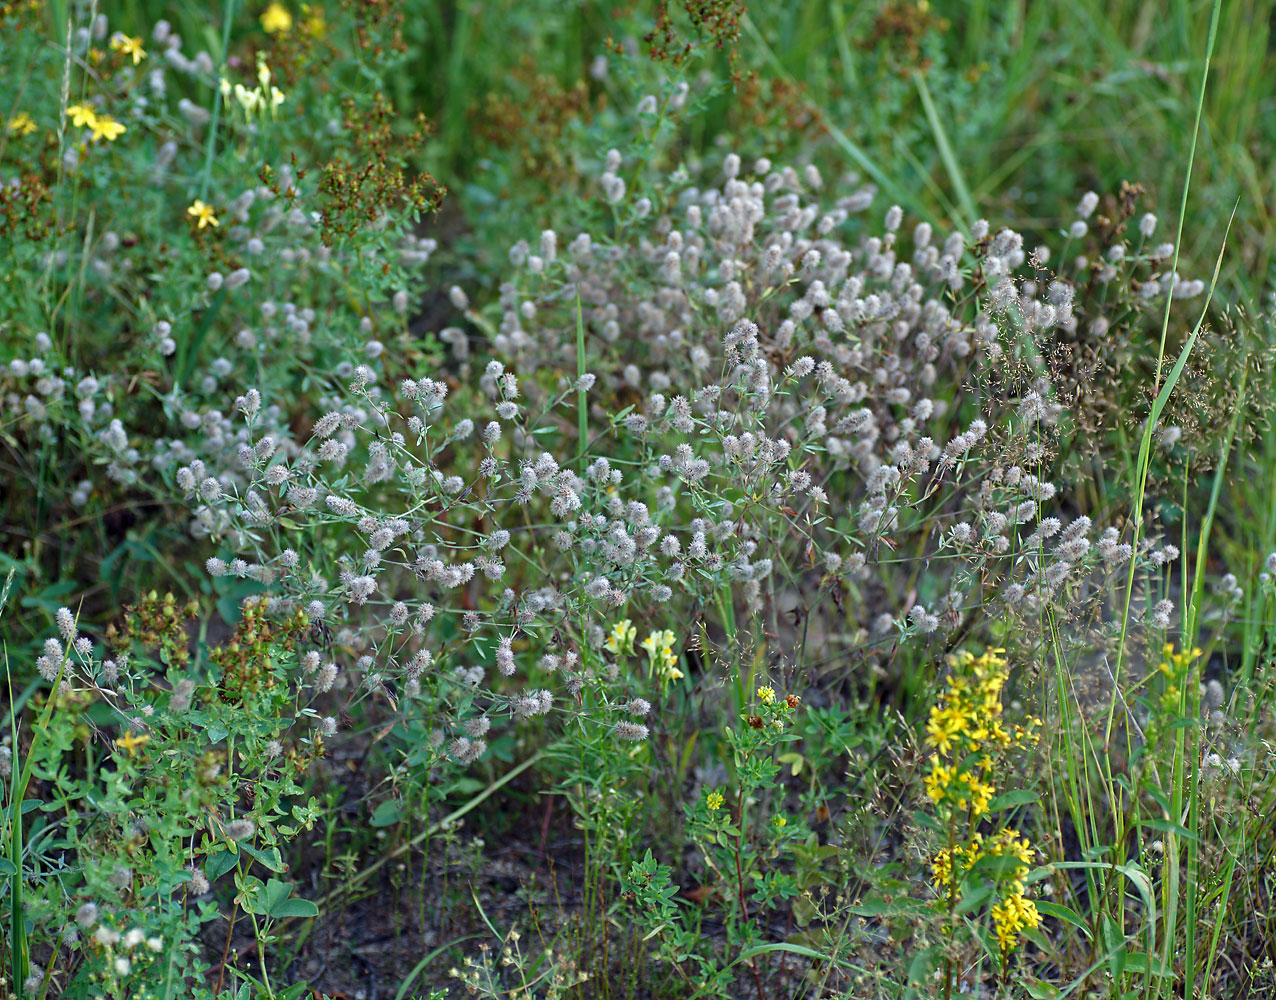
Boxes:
[739,12,930,223]
[576,292,588,470]
[395,934,481,1000]
[913,70,976,230]
[1106,0,1224,749]
[198,0,238,202]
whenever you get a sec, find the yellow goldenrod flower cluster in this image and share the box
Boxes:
[1156,642,1201,712]
[990,884,1041,951]
[640,628,681,682]
[66,103,126,142]
[1142,643,1203,751]
[931,830,1041,950]
[923,648,1039,819]
[924,649,1044,953]
[604,618,636,656]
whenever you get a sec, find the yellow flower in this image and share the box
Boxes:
[187,199,219,229]
[756,685,775,705]
[930,848,954,892]
[89,114,125,142]
[925,704,964,754]
[773,815,787,828]
[220,66,288,122]
[966,775,995,818]
[604,618,636,656]
[235,83,265,117]
[66,103,97,128]
[110,34,146,64]
[641,629,681,681]
[116,730,151,756]
[6,112,36,136]
[991,891,1040,951]
[705,790,724,811]
[924,762,952,804]
[260,1,293,32]
[302,4,326,36]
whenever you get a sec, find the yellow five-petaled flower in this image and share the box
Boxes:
[89,114,126,142]
[66,103,97,128]
[187,199,219,229]
[116,730,151,756]
[110,34,146,64]
[65,103,125,142]
[6,112,36,136]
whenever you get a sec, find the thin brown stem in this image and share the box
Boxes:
[215,901,238,995]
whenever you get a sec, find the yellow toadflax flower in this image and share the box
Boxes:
[641,629,681,681]
[110,33,146,64]
[6,112,36,136]
[220,61,288,122]
[604,618,636,656]
[187,199,219,229]
[235,83,266,118]
[260,1,293,33]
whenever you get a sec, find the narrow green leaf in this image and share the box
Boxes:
[988,789,1039,812]
[1035,900,1092,939]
